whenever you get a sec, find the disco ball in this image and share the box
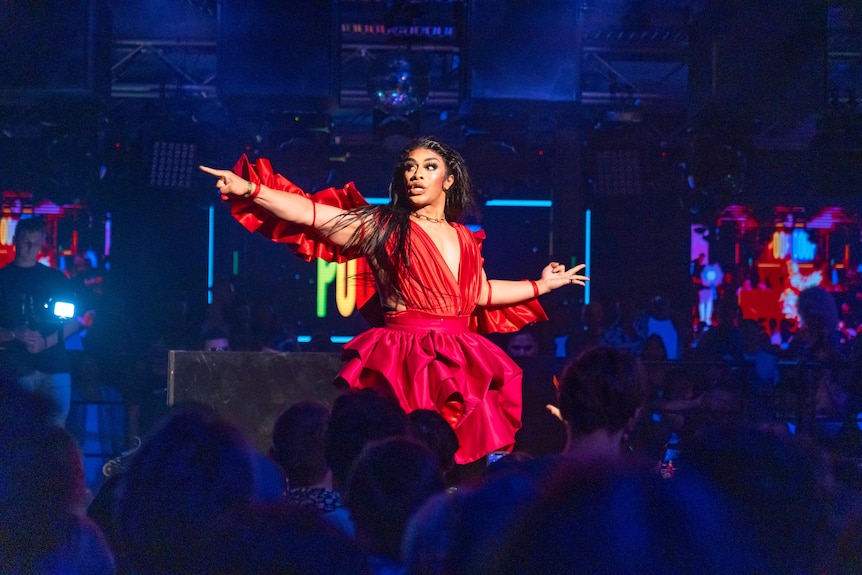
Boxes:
[367,51,429,115]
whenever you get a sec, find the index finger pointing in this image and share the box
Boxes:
[199,165,222,177]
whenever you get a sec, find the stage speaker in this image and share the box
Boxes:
[168,351,344,452]
[217,0,336,110]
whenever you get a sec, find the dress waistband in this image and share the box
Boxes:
[384,311,470,334]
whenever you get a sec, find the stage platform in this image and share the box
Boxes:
[168,351,346,453]
[166,350,567,456]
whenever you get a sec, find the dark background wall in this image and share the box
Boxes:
[0,0,860,347]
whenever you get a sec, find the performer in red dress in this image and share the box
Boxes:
[200,137,588,463]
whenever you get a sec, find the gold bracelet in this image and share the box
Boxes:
[244,181,261,199]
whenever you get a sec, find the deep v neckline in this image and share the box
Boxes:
[410,220,462,284]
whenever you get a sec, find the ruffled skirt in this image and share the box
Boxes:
[337,311,522,464]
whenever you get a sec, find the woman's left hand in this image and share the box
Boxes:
[540,262,589,292]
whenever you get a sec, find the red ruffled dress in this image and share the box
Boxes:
[227,155,548,464]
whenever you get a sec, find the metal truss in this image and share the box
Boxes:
[111,39,218,100]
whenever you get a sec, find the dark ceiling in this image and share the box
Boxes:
[0,0,860,211]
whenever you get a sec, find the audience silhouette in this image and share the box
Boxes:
[0,381,115,574]
[8,270,862,574]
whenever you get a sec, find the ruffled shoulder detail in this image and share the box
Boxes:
[470,298,548,335]
[227,154,368,263]
[471,227,487,245]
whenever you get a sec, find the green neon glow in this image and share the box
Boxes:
[316,259,338,317]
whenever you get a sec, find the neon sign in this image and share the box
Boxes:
[316,258,375,318]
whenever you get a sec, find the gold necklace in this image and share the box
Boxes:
[411,212,446,224]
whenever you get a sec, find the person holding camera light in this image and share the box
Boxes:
[0,217,82,427]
